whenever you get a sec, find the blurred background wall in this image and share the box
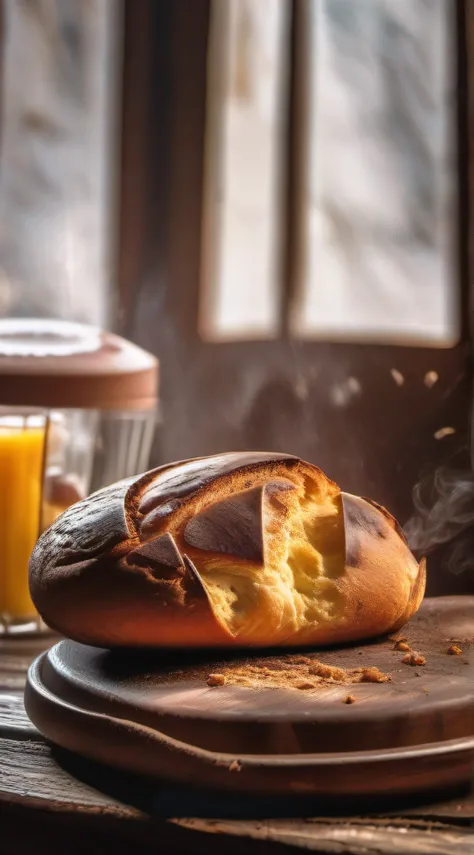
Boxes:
[0,0,471,595]
[0,0,120,325]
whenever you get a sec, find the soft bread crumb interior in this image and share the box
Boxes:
[180,472,346,644]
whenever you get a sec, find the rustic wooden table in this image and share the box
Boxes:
[1,635,473,855]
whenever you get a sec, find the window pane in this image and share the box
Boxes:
[291,0,458,347]
[199,0,289,341]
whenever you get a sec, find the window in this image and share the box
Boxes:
[199,0,459,347]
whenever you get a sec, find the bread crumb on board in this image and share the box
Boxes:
[294,680,317,690]
[205,656,390,690]
[358,667,389,683]
[402,651,426,667]
[447,644,463,656]
[393,640,411,652]
[343,694,356,704]
[207,673,227,687]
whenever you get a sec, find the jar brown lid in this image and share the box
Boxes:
[0,319,158,410]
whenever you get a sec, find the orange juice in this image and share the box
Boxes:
[0,420,45,621]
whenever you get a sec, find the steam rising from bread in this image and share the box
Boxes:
[405,464,474,575]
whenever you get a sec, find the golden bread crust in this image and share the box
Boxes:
[29,453,425,647]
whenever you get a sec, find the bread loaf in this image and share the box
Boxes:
[29,453,425,647]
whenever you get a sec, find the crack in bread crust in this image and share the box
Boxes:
[137,459,345,643]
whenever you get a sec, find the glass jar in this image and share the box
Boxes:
[0,319,159,635]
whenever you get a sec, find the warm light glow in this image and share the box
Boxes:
[0,420,45,621]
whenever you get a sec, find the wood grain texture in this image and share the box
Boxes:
[1,728,474,820]
[178,817,474,855]
[1,803,472,855]
[24,597,474,796]
[0,633,57,690]
[0,736,473,854]
[1,705,473,853]
[27,597,474,751]
[0,692,36,739]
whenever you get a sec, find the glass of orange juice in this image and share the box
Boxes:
[0,409,48,634]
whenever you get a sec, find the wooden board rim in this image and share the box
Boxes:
[25,652,474,796]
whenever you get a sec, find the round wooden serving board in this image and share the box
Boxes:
[25,596,474,797]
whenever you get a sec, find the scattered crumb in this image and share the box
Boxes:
[295,680,317,690]
[203,656,390,690]
[434,426,455,440]
[390,368,404,387]
[402,652,426,667]
[389,634,407,643]
[358,667,390,683]
[228,760,242,772]
[393,641,411,652]
[290,655,313,665]
[207,673,226,687]
[424,370,439,388]
[344,695,356,704]
[310,663,346,681]
[447,644,463,656]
